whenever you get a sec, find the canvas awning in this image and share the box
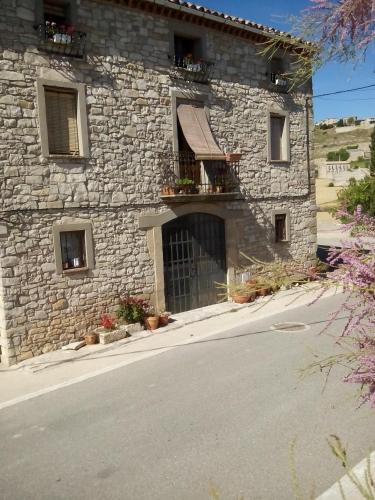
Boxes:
[177,104,226,160]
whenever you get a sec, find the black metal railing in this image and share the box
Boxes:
[37,24,86,58]
[160,152,240,196]
[170,56,214,84]
[269,73,289,91]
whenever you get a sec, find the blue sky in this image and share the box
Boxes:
[198,0,375,121]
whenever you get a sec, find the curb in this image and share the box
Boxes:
[7,283,337,375]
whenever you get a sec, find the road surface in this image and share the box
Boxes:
[1,294,374,499]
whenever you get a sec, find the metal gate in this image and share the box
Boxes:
[162,213,226,313]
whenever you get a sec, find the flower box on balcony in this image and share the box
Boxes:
[37,23,86,58]
[53,33,72,44]
[225,153,242,162]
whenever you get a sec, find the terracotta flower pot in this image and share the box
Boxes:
[84,332,98,345]
[226,153,242,162]
[232,294,251,304]
[159,314,170,327]
[145,315,159,330]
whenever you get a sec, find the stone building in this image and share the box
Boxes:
[0,0,316,365]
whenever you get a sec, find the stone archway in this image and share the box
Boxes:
[139,202,242,312]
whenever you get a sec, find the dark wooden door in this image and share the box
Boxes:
[162,213,226,313]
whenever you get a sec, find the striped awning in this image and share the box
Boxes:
[177,104,226,160]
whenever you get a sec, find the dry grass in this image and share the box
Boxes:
[315,178,340,209]
[313,127,372,160]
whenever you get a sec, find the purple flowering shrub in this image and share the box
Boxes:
[327,207,375,407]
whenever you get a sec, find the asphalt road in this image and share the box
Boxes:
[1,294,374,500]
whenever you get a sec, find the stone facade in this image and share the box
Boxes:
[0,0,317,365]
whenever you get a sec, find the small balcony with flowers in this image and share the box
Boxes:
[169,34,214,85]
[160,103,242,203]
[37,20,86,58]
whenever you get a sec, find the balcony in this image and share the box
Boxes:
[268,73,289,93]
[170,56,214,84]
[36,23,86,58]
[160,152,241,202]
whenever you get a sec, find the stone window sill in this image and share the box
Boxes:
[47,155,87,161]
[269,160,290,165]
[62,267,89,275]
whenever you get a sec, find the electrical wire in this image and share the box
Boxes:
[313,83,375,98]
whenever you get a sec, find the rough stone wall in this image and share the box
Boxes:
[0,0,316,364]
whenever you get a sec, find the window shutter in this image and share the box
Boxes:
[45,88,79,155]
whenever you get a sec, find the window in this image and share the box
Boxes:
[268,111,290,163]
[174,34,202,67]
[44,0,70,24]
[270,115,285,161]
[45,87,79,155]
[272,210,290,243]
[275,214,287,242]
[35,0,77,26]
[37,79,89,158]
[60,230,85,270]
[53,221,94,274]
[270,57,284,83]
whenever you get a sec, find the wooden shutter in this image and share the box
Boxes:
[45,87,79,155]
[270,115,284,160]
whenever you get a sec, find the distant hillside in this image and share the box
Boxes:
[313,126,372,160]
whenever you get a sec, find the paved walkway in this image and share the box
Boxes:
[0,283,335,406]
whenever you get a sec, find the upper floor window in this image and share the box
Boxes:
[174,35,202,67]
[270,57,284,83]
[35,0,86,58]
[36,79,89,158]
[44,0,70,25]
[268,111,290,163]
[45,87,79,156]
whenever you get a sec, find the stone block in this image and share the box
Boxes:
[98,327,128,345]
[125,322,143,334]
[0,71,24,81]
[52,299,68,311]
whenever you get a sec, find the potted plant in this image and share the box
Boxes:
[84,332,98,345]
[145,307,160,330]
[100,313,117,330]
[176,178,195,194]
[161,185,177,196]
[228,283,256,304]
[159,311,171,327]
[116,295,149,325]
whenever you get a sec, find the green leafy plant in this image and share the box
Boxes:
[327,149,349,161]
[337,176,375,217]
[176,178,194,186]
[116,296,149,324]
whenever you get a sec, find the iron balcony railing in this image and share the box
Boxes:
[37,24,86,58]
[160,152,240,196]
[170,56,214,84]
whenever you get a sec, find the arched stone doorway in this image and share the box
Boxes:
[162,213,226,313]
[138,202,243,314]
